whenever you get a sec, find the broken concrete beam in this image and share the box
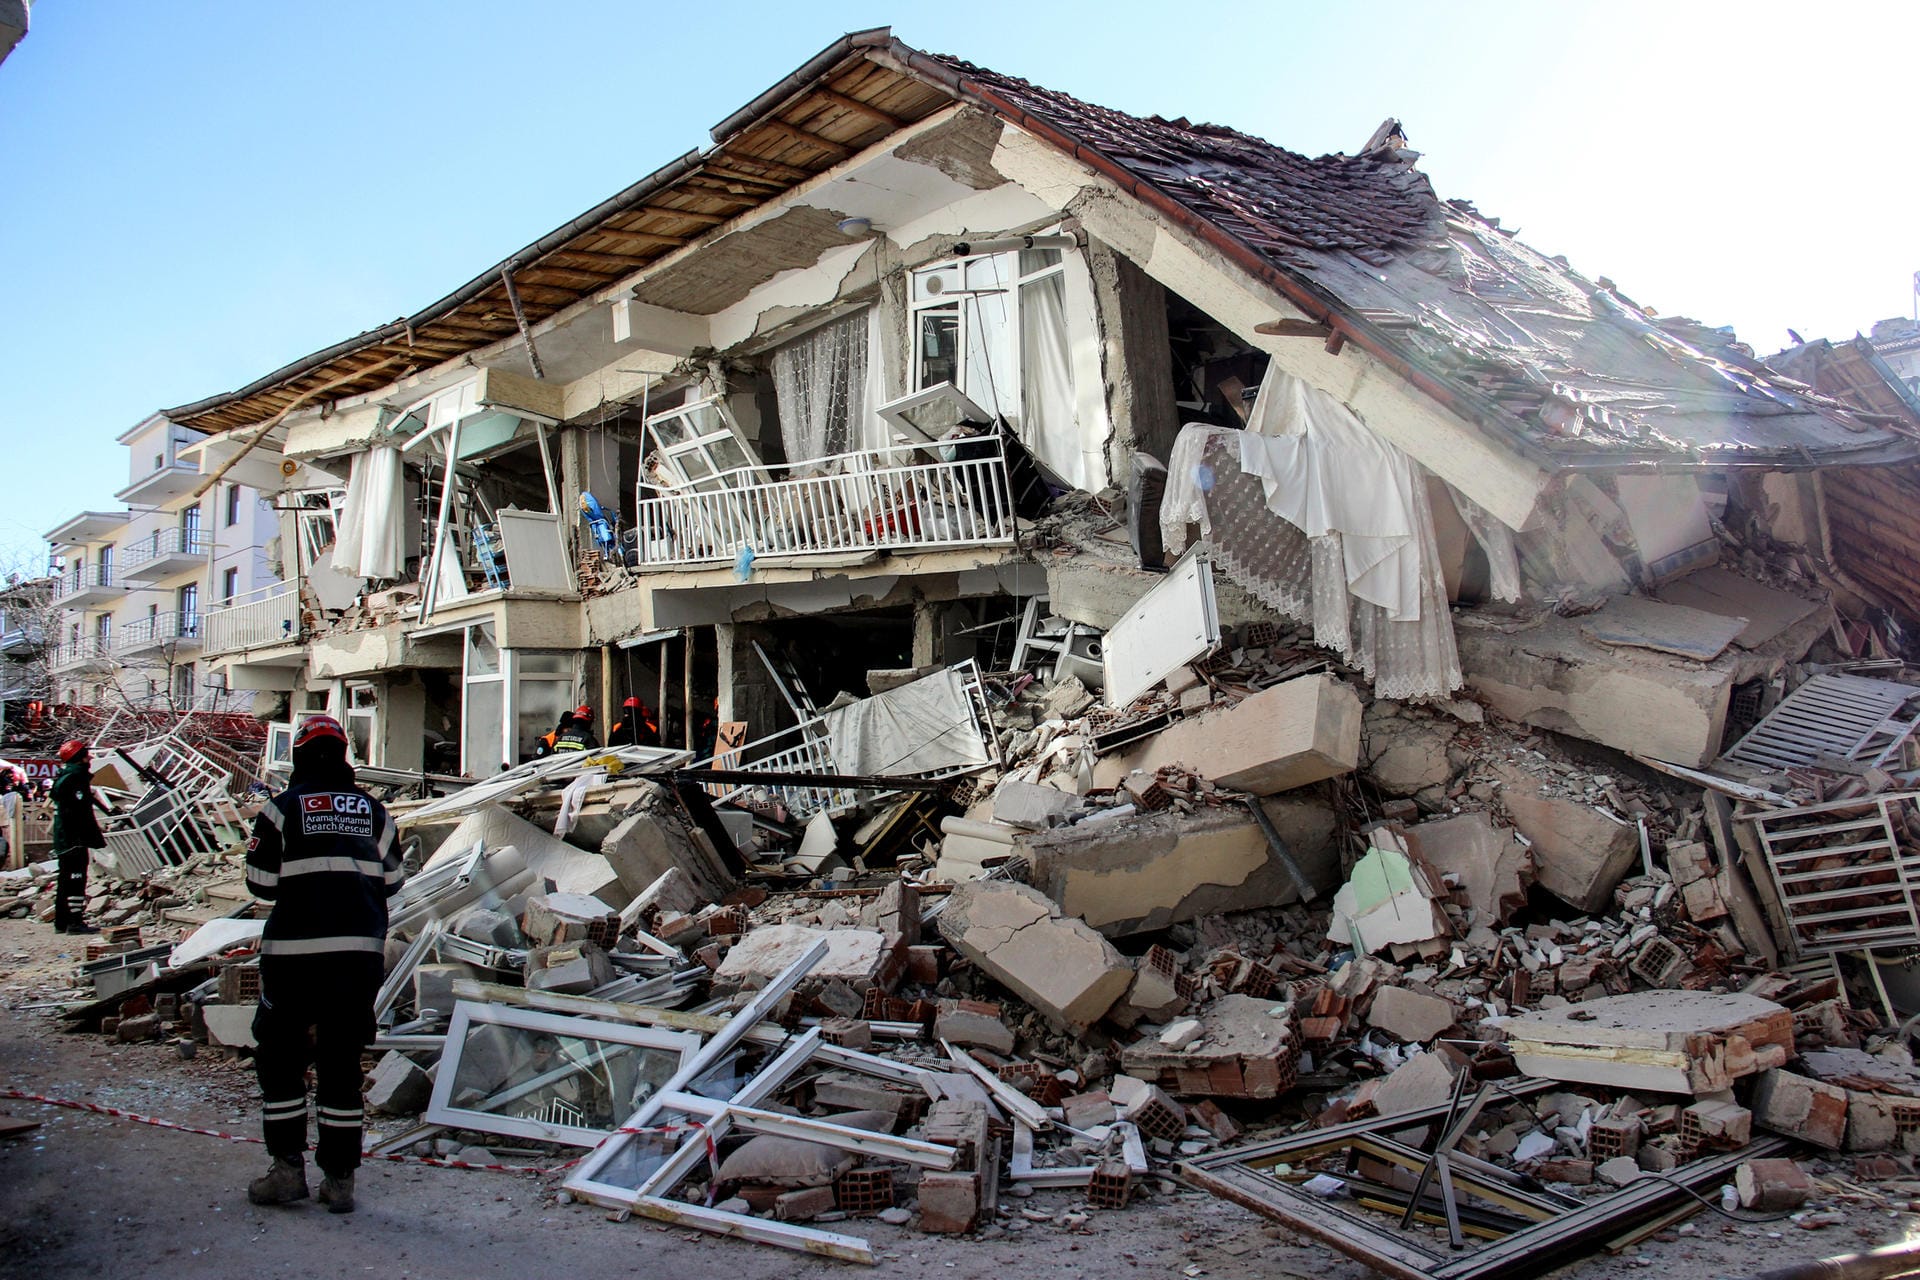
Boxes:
[1751,1069,1849,1149]
[366,1050,432,1116]
[937,881,1133,1034]
[1021,796,1338,938]
[1735,1158,1813,1211]
[1365,987,1457,1044]
[713,925,896,995]
[1496,776,1641,913]
[1403,812,1534,926]
[1118,994,1299,1099]
[1457,614,1735,768]
[1502,991,1793,1095]
[1091,674,1360,795]
[934,1007,1014,1056]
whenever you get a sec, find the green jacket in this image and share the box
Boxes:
[50,759,106,851]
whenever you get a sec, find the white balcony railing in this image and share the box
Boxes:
[51,636,112,670]
[121,527,210,576]
[204,582,300,655]
[114,610,201,655]
[632,441,1016,568]
[53,563,119,602]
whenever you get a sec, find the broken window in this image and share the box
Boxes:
[910,245,1087,487]
[344,681,378,766]
[426,1002,698,1148]
[644,397,759,492]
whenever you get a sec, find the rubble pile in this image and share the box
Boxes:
[28,609,1920,1271]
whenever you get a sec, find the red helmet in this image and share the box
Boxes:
[56,739,88,762]
[574,705,594,721]
[623,696,640,708]
[293,715,348,750]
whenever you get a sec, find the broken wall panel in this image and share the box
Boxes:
[1101,546,1220,707]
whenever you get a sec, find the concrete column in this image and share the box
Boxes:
[911,598,939,668]
[715,623,787,738]
[1085,238,1179,475]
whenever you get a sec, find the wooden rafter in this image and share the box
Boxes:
[754,118,853,159]
[811,86,902,128]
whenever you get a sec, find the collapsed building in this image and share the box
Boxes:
[25,28,1920,1279]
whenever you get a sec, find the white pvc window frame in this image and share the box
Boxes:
[907,245,1068,422]
[642,396,759,493]
[426,1001,699,1148]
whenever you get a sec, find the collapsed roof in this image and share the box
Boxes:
[163,28,1917,474]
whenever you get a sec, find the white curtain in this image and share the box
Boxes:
[331,445,406,580]
[770,311,868,470]
[1161,367,1463,701]
[1019,272,1083,490]
[1446,486,1523,603]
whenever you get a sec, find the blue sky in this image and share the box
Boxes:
[2,2,1915,565]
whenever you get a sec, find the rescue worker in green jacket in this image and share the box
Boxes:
[50,739,112,934]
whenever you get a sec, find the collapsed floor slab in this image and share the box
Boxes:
[1501,990,1793,1095]
[1091,674,1361,795]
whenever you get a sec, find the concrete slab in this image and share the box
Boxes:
[938,881,1133,1033]
[1091,674,1360,795]
[1403,812,1533,925]
[1495,774,1640,913]
[712,924,893,994]
[1503,991,1793,1095]
[1020,797,1338,938]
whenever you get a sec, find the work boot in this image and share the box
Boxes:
[247,1156,309,1206]
[316,1173,355,1214]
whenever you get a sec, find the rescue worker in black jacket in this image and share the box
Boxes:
[553,704,599,752]
[50,739,111,934]
[606,696,660,748]
[244,714,403,1214]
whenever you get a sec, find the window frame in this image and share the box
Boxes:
[907,246,1069,428]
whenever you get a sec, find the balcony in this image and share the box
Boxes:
[631,441,1017,568]
[121,527,211,583]
[204,582,301,656]
[114,611,202,658]
[50,636,113,672]
[0,617,44,656]
[53,564,123,608]
[115,457,203,506]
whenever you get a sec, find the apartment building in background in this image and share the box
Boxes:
[44,413,280,717]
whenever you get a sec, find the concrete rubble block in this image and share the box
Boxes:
[1363,706,1459,797]
[1061,1090,1117,1130]
[1497,779,1641,914]
[991,780,1081,831]
[857,880,920,946]
[366,1050,432,1116]
[937,881,1134,1034]
[431,805,628,907]
[1457,615,1737,768]
[918,1099,991,1167]
[526,942,616,994]
[623,866,706,926]
[1844,1091,1920,1154]
[1366,987,1458,1045]
[1119,994,1299,1099]
[1502,991,1794,1095]
[1090,674,1360,796]
[1682,1099,1752,1149]
[712,924,894,995]
[1116,955,1189,1026]
[520,892,617,949]
[450,906,521,948]
[916,1170,981,1233]
[934,1004,1013,1055]
[1109,1074,1187,1140]
[1735,1157,1813,1211]
[775,1185,838,1222]
[413,962,473,1018]
[599,786,736,905]
[1022,796,1339,938]
[1403,812,1535,926]
[1595,1156,1642,1187]
[201,1004,258,1050]
[1361,1048,1462,1118]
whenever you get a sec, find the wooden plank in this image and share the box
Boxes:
[753,117,853,159]
[808,86,903,128]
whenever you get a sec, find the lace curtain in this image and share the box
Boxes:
[1161,371,1464,700]
[770,311,869,470]
[332,444,405,580]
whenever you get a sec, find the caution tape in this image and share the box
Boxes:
[0,1088,576,1175]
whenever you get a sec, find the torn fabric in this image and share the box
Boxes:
[1161,372,1462,700]
[331,445,406,580]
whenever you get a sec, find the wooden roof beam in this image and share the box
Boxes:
[810,87,902,129]
[591,229,691,250]
[754,118,853,159]
[543,247,659,271]
[706,151,815,183]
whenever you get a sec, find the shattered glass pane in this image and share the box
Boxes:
[439,1013,691,1146]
